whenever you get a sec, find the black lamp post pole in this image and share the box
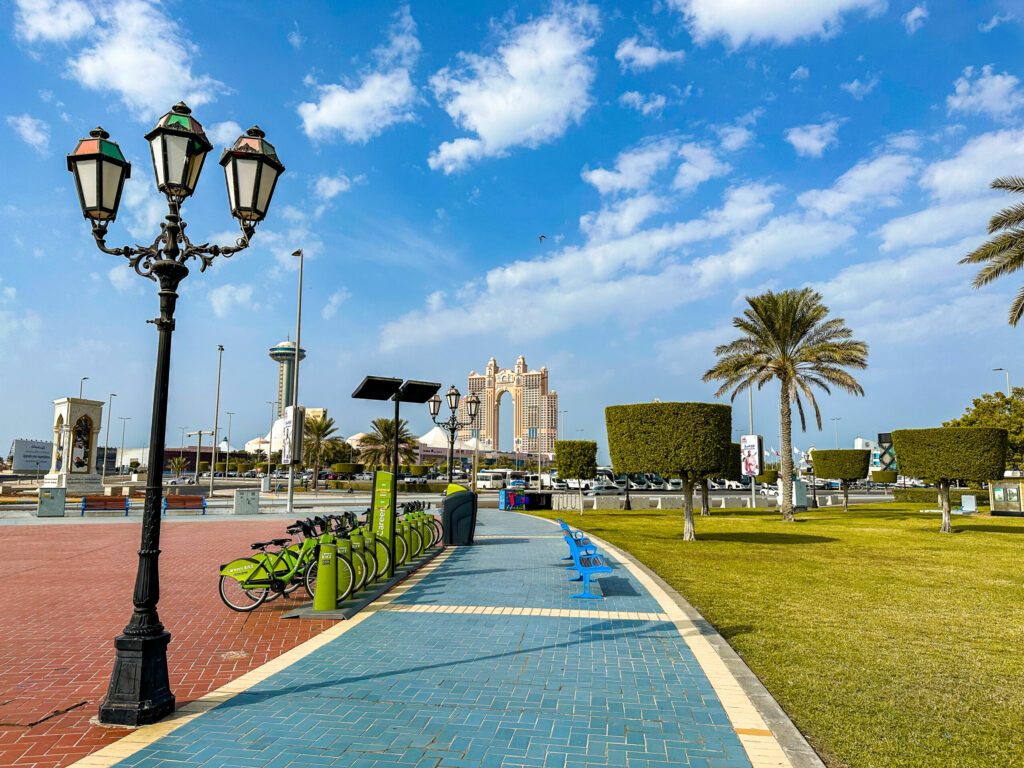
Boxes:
[99,214,187,725]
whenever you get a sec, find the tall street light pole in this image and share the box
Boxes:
[225,411,234,475]
[832,417,842,449]
[66,105,284,726]
[994,367,1011,397]
[209,345,224,496]
[428,387,479,485]
[189,430,212,483]
[287,249,304,516]
[79,376,89,399]
[118,416,131,475]
[267,400,276,475]
[749,388,756,511]
[102,393,116,484]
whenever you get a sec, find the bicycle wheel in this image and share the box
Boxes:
[394,533,408,566]
[303,556,357,604]
[361,546,378,583]
[350,549,367,594]
[219,576,268,612]
[374,539,391,578]
[408,527,423,559]
[428,517,443,547]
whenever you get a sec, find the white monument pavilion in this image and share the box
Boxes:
[42,397,105,493]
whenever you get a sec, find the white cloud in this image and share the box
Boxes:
[322,288,351,320]
[287,23,305,50]
[0,276,41,344]
[428,3,599,173]
[618,91,667,117]
[579,194,667,242]
[841,76,879,99]
[208,283,255,317]
[979,13,1014,33]
[920,129,1024,201]
[6,114,50,155]
[314,174,353,201]
[108,265,142,295]
[669,0,885,47]
[121,179,166,239]
[791,65,810,80]
[947,65,1024,120]
[581,137,677,195]
[902,4,928,34]
[207,120,241,146]
[875,197,1001,252]
[673,143,730,191]
[715,109,762,152]
[798,153,918,217]
[785,120,841,157]
[614,36,684,72]
[298,6,420,142]
[67,0,225,121]
[14,0,93,43]
[378,182,780,350]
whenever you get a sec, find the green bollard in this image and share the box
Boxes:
[313,537,337,611]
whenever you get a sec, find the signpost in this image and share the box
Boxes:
[371,470,395,575]
[740,434,763,509]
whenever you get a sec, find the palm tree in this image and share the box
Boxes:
[703,288,868,522]
[168,456,188,477]
[303,415,339,490]
[961,176,1024,324]
[359,418,418,470]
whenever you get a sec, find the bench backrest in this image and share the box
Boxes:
[81,496,128,509]
[164,495,206,509]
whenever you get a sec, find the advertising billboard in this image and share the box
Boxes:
[281,405,305,465]
[740,434,763,477]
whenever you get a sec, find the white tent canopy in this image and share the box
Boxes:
[418,425,476,451]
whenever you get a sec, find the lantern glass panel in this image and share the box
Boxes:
[101,160,122,211]
[256,164,277,216]
[235,157,259,209]
[186,150,205,192]
[76,159,98,210]
[224,157,238,212]
[164,134,190,188]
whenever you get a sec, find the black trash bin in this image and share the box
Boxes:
[443,489,478,545]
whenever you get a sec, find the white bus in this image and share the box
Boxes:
[476,469,526,489]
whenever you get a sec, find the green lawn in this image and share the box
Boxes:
[532,504,1024,768]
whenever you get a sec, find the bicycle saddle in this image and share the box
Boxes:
[250,540,272,550]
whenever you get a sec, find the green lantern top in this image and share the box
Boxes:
[219,125,284,172]
[144,101,212,155]
[66,127,128,168]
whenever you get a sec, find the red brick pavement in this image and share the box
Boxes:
[0,518,335,768]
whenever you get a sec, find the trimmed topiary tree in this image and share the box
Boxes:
[555,440,597,514]
[872,469,898,485]
[809,449,870,512]
[892,427,1007,533]
[755,469,779,485]
[606,402,731,541]
[410,464,429,477]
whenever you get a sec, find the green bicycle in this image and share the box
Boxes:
[219,520,328,611]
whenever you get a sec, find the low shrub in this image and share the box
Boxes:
[892,487,989,506]
[872,470,898,484]
[756,469,779,484]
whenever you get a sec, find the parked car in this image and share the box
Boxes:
[242,469,259,478]
[355,472,373,481]
[167,476,195,485]
[645,474,668,490]
[508,478,526,489]
[628,474,649,490]
[759,484,778,496]
[667,478,683,491]
[721,479,745,490]
[585,481,623,496]
[551,479,568,490]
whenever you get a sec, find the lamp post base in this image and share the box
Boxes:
[98,631,175,726]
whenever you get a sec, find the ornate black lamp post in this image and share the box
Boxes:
[428,387,479,484]
[66,102,284,726]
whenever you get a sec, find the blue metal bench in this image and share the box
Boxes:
[563,534,612,599]
[556,519,595,561]
[81,495,130,517]
[162,494,206,515]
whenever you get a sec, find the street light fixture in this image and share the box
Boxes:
[994,367,1011,398]
[831,417,842,449]
[101,393,116,484]
[429,387,479,484]
[79,376,89,399]
[66,101,284,727]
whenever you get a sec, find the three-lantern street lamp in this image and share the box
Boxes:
[428,386,480,484]
[66,102,284,726]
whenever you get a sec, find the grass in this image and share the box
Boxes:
[532,504,1024,768]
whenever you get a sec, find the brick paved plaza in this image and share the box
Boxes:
[0,517,335,768]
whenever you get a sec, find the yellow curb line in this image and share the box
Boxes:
[65,546,456,768]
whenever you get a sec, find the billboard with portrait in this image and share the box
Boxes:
[740,434,763,477]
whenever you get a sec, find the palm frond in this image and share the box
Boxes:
[992,176,1024,194]
[989,202,1024,234]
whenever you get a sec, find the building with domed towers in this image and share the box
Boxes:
[458,355,558,457]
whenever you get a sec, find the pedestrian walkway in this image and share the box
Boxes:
[73,511,803,768]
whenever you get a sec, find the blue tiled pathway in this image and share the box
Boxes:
[112,511,752,768]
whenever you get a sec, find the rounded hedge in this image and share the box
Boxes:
[331,463,363,475]
[605,402,731,478]
[892,427,1007,483]
[410,464,429,476]
[555,440,597,481]
[872,470,898,484]
[755,469,779,484]
[810,449,870,483]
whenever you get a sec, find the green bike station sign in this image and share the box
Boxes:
[372,470,396,577]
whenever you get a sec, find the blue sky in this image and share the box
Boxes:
[2,0,1023,460]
